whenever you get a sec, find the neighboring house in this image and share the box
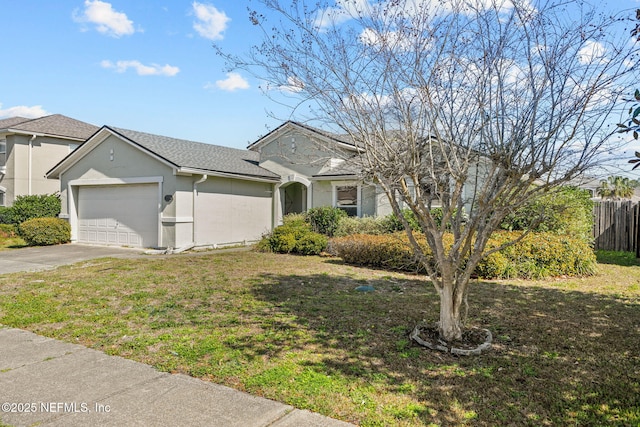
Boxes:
[0,114,99,206]
[46,121,398,250]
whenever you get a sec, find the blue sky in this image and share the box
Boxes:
[0,0,638,160]
[0,1,289,149]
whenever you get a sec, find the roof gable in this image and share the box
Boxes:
[248,121,359,153]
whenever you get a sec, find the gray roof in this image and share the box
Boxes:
[0,117,31,129]
[108,126,280,181]
[0,114,99,140]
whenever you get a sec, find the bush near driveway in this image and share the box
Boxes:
[18,217,70,246]
[330,231,597,279]
[0,194,62,225]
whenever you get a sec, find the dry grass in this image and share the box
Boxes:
[0,249,638,426]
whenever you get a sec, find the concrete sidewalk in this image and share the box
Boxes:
[0,328,354,427]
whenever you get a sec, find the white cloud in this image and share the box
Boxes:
[213,72,250,91]
[578,40,608,65]
[101,60,180,76]
[73,0,136,37]
[192,2,230,41]
[0,104,49,119]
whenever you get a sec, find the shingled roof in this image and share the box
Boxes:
[0,114,99,140]
[0,117,31,129]
[108,127,280,181]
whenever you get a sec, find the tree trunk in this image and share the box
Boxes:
[438,283,462,342]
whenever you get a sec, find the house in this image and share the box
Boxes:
[46,121,395,249]
[0,114,99,206]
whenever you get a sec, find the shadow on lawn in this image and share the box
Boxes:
[249,265,640,426]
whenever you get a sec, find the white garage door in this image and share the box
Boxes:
[78,184,158,248]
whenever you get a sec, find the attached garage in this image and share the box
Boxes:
[77,184,159,248]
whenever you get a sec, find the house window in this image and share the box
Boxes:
[334,184,360,216]
[0,140,5,168]
[69,143,80,152]
[0,189,5,207]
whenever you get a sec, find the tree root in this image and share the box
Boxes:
[410,323,492,356]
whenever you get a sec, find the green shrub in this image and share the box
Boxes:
[330,231,596,279]
[305,206,347,236]
[383,208,464,233]
[500,186,594,239]
[0,207,11,225]
[0,194,61,225]
[334,216,389,237]
[383,209,422,232]
[295,232,329,255]
[18,217,70,246]
[257,214,328,255]
[477,232,597,279]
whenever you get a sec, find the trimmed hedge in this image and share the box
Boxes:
[256,214,328,255]
[18,218,71,246]
[330,231,597,279]
[333,216,390,237]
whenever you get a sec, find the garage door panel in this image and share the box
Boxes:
[78,184,158,248]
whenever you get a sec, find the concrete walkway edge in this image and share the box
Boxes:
[0,327,354,427]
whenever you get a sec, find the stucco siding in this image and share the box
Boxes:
[194,177,273,246]
[1,135,76,205]
[258,129,354,177]
[312,181,333,208]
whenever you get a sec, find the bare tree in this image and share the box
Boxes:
[220,0,639,342]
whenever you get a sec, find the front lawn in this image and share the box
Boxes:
[0,251,638,426]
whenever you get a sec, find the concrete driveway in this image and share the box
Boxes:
[0,244,148,275]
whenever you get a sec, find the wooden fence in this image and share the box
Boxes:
[592,201,640,255]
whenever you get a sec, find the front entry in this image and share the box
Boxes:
[282,182,307,215]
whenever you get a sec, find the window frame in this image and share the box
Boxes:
[332,181,361,217]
